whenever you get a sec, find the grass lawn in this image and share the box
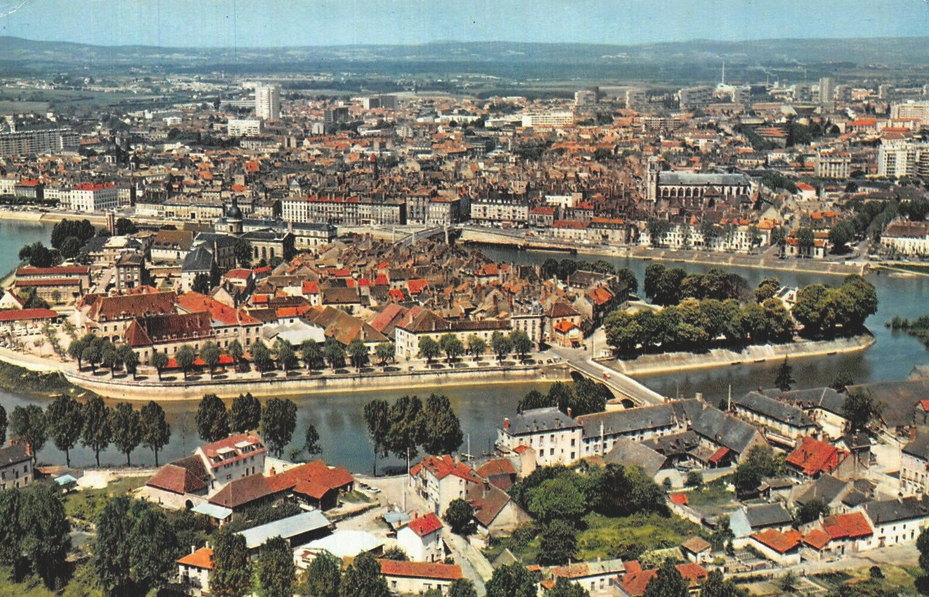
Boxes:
[482,512,708,565]
[685,477,739,517]
[63,476,147,522]
[342,490,374,503]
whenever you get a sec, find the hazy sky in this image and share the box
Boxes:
[0,0,926,47]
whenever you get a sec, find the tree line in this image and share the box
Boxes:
[418,330,532,364]
[516,379,611,417]
[363,394,464,475]
[644,265,750,307]
[540,257,638,297]
[2,394,170,468]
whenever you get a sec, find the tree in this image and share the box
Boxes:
[197,394,230,442]
[467,335,487,360]
[647,218,671,247]
[151,351,169,381]
[774,357,795,391]
[338,552,389,597]
[51,218,95,249]
[119,345,139,380]
[305,422,322,458]
[262,397,297,457]
[755,277,780,303]
[830,370,855,391]
[0,403,5,444]
[275,339,298,372]
[528,477,586,525]
[385,395,423,460]
[176,345,197,380]
[797,498,830,524]
[200,341,222,379]
[797,227,815,254]
[102,346,121,378]
[418,393,464,455]
[95,497,179,597]
[538,520,578,566]
[19,484,72,588]
[700,570,745,597]
[643,559,689,597]
[685,471,703,487]
[19,241,55,267]
[82,396,112,466]
[829,220,856,254]
[114,217,138,236]
[363,399,390,475]
[230,392,262,433]
[490,331,513,362]
[82,338,102,372]
[140,401,171,467]
[227,340,244,370]
[844,390,878,432]
[616,267,638,297]
[444,498,476,535]
[212,529,252,597]
[918,526,929,573]
[439,333,465,363]
[381,546,408,561]
[547,577,590,597]
[110,402,142,466]
[46,394,84,467]
[302,551,341,597]
[301,339,324,369]
[486,562,537,597]
[375,341,394,365]
[68,336,88,369]
[0,489,25,578]
[510,330,533,362]
[234,238,253,267]
[192,273,212,294]
[251,340,274,376]
[448,579,479,597]
[347,338,370,370]
[256,535,295,597]
[418,336,441,365]
[323,338,346,370]
[9,404,46,455]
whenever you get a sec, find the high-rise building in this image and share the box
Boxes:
[879,84,895,101]
[892,101,929,125]
[819,77,836,109]
[834,85,853,103]
[678,86,714,110]
[878,139,929,178]
[625,89,647,110]
[255,84,281,120]
[0,128,79,157]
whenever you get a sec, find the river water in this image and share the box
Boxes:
[2,221,927,473]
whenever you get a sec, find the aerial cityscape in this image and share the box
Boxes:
[3,1,929,597]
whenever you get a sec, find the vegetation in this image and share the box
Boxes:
[261,397,297,457]
[196,394,230,442]
[0,485,71,589]
[256,536,295,597]
[211,529,252,597]
[733,445,784,496]
[444,498,476,535]
[517,379,610,417]
[230,392,262,433]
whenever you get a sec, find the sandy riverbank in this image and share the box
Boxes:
[603,334,875,378]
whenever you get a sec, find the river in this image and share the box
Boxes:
[1,221,928,473]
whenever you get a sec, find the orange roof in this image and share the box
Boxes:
[411,455,480,484]
[379,560,463,581]
[408,279,429,295]
[751,528,801,554]
[407,513,443,537]
[669,493,688,505]
[588,286,614,306]
[821,512,873,540]
[553,320,577,334]
[803,529,832,550]
[177,547,213,570]
[787,437,846,477]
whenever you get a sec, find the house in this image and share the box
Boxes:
[792,474,874,514]
[397,513,444,563]
[496,407,583,467]
[0,443,33,490]
[805,512,874,558]
[680,537,713,564]
[195,432,267,492]
[476,458,517,491]
[901,427,929,495]
[0,309,61,334]
[729,502,793,546]
[600,437,667,478]
[786,436,851,480]
[144,455,210,508]
[264,459,355,510]
[379,560,464,595]
[176,547,213,597]
[749,529,802,565]
[237,511,331,553]
[860,496,929,549]
[545,558,625,596]
[467,479,531,536]
[410,455,482,516]
[733,391,819,444]
[208,473,278,512]
[619,561,707,597]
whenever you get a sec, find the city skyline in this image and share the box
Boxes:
[0,0,927,48]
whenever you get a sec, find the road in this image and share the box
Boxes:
[545,344,666,406]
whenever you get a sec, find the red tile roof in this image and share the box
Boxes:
[669,493,688,506]
[407,513,443,537]
[0,308,59,323]
[177,547,213,570]
[751,528,802,554]
[821,512,873,541]
[379,560,463,581]
[787,437,846,477]
[411,455,480,484]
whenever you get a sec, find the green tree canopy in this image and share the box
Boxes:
[643,559,689,597]
[196,393,230,443]
[140,401,171,467]
[538,520,578,566]
[82,396,112,466]
[302,551,341,597]
[256,536,295,597]
[363,399,390,476]
[338,552,389,597]
[262,397,297,457]
[9,404,47,455]
[486,563,537,597]
[444,498,476,535]
[418,393,464,456]
[46,394,83,467]
[109,402,143,466]
[230,392,263,433]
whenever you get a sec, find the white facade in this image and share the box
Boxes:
[70,183,118,213]
[227,119,264,137]
[521,111,575,127]
[255,84,281,120]
[877,139,929,178]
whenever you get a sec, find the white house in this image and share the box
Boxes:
[859,497,929,549]
[379,560,463,595]
[410,455,481,516]
[176,547,212,596]
[397,513,444,563]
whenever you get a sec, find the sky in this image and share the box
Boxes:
[0,0,926,48]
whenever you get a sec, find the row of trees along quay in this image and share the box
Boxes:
[604,266,877,357]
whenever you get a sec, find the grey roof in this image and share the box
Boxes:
[602,436,667,477]
[762,387,846,417]
[795,474,848,506]
[659,171,751,186]
[577,403,679,438]
[678,400,763,455]
[863,496,929,526]
[744,503,793,529]
[736,391,817,428]
[846,379,929,429]
[0,444,31,467]
[182,245,214,272]
[237,511,330,550]
[191,502,233,520]
[506,407,580,436]
[904,427,929,460]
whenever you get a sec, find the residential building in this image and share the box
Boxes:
[860,496,929,549]
[255,84,281,120]
[678,86,714,110]
[469,197,530,227]
[0,127,78,156]
[70,182,118,213]
[194,432,267,493]
[397,513,444,563]
[379,560,463,595]
[410,455,482,516]
[176,547,213,597]
[0,443,33,490]
[496,407,583,467]
[227,119,264,136]
[901,428,929,495]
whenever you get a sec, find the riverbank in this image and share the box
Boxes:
[605,334,875,378]
[60,362,571,401]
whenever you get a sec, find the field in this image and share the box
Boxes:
[62,476,148,523]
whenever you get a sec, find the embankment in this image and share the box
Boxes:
[604,334,875,378]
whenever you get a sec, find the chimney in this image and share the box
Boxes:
[25,443,31,457]
[270,467,276,476]
[503,418,510,431]
[191,545,196,554]
[567,407,572,419]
